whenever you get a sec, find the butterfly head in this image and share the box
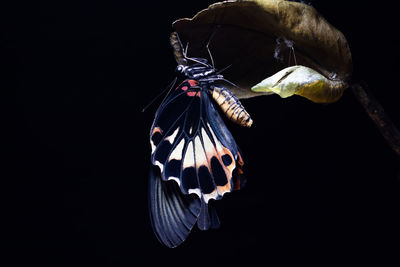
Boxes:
[175,64,188,74]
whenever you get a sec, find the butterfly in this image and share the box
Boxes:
[148,32,252,248]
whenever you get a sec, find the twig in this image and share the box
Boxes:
[351,82,400,157]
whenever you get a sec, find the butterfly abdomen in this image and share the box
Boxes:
[211,85,253,127]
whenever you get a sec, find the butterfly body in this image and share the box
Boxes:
[148,55,250,248]
[176,60,253,127]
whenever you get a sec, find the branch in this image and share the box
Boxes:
[351,82,400,157]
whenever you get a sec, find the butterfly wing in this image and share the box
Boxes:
[148,165,201,248]
[148,79,244,247]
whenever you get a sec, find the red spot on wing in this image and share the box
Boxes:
[188,80,199,86]
[176,80,200,97]
[187,91,201,97]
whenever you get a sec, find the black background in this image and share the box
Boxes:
[4,0,400,266]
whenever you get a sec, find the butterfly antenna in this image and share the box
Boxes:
[142,77,177,112]
[221,78,240,89]
[184,42,189,57]
[216,63,232,74]
[204,7,228,69]
[205,27,218,68]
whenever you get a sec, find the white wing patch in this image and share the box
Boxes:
[188,188,201,198]
[194,136,208,169]
[169,138,185,161]
[165,127,179,144]
[168,176,181,186]
[201,128,215,165]
[203,190,218,203]
[155,160,164,173]
[182,140,195,169]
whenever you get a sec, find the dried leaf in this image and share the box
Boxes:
[172,0,352,100]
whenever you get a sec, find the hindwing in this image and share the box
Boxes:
[150,79,244,203]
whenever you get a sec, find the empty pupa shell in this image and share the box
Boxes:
[251,65,346,103]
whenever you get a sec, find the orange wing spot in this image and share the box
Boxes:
[202,140,232,196]
[221,147,235,172]
[236,152,244,175]
[205,150,217,161]
[215,146,235,195]
[217,182,231,196]
[152,127,162,136]
[232,168,243,190]
[232,152,244,191]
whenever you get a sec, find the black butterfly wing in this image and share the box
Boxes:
[148,165,201,248]
[149,79,244,247]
